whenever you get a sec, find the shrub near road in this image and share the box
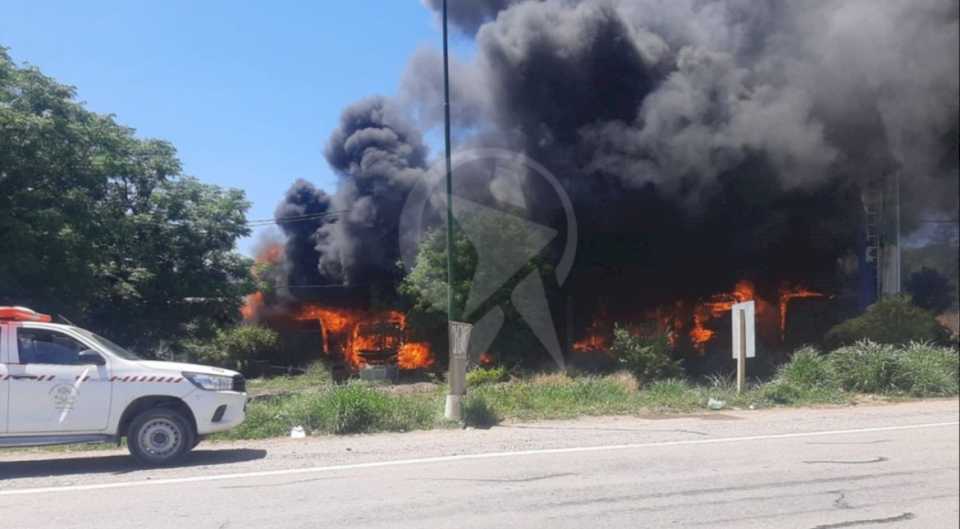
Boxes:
[220,341,957,440]
[232,382,439,439]
[826,295,953,347]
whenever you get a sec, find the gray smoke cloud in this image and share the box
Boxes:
[276,0,957,298]
[421,0,529,34]
[399,47,490,131]
[411,0,957,222]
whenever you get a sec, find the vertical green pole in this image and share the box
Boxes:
[443,0,455,324]
[441,0,463,421]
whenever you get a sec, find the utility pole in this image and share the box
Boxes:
[442,0,454,327]
[441,0,467,421]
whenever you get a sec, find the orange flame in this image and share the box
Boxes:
[255,243,283,265]
[574,308,613,353]
[241,292,265,321]
[573,334,608,353]
[576,281,828,355]
[399,342,434,369]
[241,242,284,321]
[240,238,436,371]
[689,310,715,347]
[689,280,756,351]
[293,305,433,370]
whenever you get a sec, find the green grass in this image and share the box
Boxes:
[211,343,960,441]
[468,373,637,420]
[466,366,510,387]
[245,362,333,396]
[22,342,958,449]
[220,381,442,439]
[896,342,960,396]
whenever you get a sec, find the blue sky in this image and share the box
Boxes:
[0,1,460,254]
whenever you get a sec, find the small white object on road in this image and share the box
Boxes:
[290,426,306,439]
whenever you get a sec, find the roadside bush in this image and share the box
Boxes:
[462,395,501,428]
[778,347,835,388]
[328,383,392,434]
[895,342,959,396]
[222,382,440,439]
[826,341,902,393]
[824,340,959,396]
[610,325,683,384]
[466,365,509,387]
[826,295,950,347]
[754,346,846,406]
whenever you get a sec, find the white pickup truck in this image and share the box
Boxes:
[0,307,247,465]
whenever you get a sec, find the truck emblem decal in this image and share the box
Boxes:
[49,383,79,413]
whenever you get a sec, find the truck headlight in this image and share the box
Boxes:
[183,372,234,391]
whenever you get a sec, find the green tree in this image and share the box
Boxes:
[189,325,280,373]
[399,217,558,366]
[0,47,253,353]
[825,295,952,347]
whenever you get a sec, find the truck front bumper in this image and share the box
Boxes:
[186,390,248,435]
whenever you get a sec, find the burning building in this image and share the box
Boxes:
[246,0,958,375]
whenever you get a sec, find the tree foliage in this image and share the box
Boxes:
[188,324,280,373]
[398,219,558,366]
[0,48,253,353]
[825,295,952,347]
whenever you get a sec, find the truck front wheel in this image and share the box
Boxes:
[127,408,195,466]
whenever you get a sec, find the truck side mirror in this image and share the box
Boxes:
[78,350,106,366]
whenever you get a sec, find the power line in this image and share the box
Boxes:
[286,284,361,289]
[246,209,350,228]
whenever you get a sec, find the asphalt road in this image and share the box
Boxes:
[1,400,957,529]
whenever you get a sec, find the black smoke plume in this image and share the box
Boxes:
[275,97,428,291]
[273,0,957,339]
[274,179,333,291]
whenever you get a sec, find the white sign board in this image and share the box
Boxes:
[731,301,756,359]
[449,321,473,361]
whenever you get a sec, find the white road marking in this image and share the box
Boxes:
[1,421,956,496]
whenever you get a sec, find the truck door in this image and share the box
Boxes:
[1,324,9,434]
[6,325,112,433]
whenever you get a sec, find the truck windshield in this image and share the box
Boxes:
[75,328,143,361]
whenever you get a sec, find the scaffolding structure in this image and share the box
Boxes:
[861,173,886,297]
